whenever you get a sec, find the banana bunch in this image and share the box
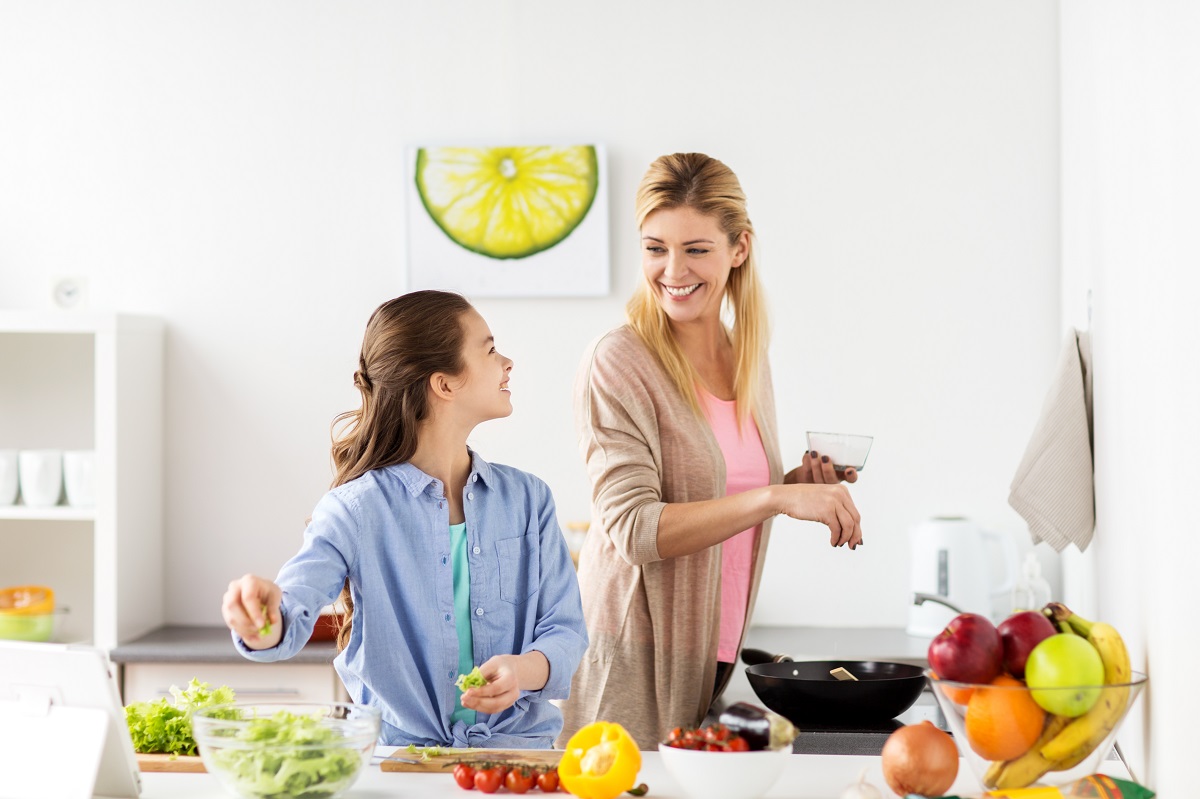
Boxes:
[983,604,1131,790]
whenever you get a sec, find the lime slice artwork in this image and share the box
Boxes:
[415,145,599,260]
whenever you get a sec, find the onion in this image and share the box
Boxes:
[880,721,958,797]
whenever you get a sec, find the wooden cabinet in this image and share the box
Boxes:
[0,311,163,649]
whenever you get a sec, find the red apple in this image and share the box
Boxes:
[927,612,1003,684]
[998,610,1058,679]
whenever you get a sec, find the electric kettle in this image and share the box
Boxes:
[906,516,1019,637]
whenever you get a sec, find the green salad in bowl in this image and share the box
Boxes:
[192,703,381,799]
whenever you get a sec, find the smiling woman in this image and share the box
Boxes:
[557,153,867,749]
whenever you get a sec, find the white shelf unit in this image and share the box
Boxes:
[0,311,163,650]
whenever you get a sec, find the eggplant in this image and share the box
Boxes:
[717,701,797,751]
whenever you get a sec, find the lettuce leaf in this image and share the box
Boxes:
[124,678,237,756]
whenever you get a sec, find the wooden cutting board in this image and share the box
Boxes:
[381,748,562,773]
[136,753,206,773]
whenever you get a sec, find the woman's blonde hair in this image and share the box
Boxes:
[627,152,769,423]
[330,290,475,651]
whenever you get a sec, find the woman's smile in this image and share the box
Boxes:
[662,282,703,299]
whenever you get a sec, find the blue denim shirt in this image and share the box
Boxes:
[234,450,588,748]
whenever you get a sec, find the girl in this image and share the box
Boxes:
[222,290,588,748]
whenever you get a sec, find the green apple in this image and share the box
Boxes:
[1024,633,1105,717]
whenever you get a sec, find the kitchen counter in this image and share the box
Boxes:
[104,748,1132,799]
[107,624,922,668]
[109,625,337,665]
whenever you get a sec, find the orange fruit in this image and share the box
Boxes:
[964,675,1046,761]
[930,670,975,705]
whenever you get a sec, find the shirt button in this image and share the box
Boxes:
[444,613,451,622]
[475,607,484,616]
[471,474,478,483]
[442,556,447,565]
[448,670,455,679]
[472,546,481,555]
[467,492,474,501]
[438,502,444,509]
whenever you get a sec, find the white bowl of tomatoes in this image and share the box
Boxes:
[658,714,793,799]
[658,741,791,799]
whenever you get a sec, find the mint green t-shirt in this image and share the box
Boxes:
[449,522,476,726]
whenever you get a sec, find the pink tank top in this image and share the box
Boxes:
[699,389,771,664]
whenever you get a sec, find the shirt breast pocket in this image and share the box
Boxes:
[495,534,538,605]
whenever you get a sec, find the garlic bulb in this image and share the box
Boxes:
[841,767,884,799]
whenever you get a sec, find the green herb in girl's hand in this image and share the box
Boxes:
[258,605,271,637]
[454,666,487,691]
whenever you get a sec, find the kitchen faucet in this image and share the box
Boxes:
[911,592,966,615]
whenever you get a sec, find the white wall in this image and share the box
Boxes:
[1060,1,1200,789]
[0,1,1060,630]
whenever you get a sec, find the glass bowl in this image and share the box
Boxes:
[193,702,381,799]
[928,671,1147,791]
[658,743,791,799]
[805,431,874,470]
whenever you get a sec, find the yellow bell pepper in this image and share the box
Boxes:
[558,721,642,799]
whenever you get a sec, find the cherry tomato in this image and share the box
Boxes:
[726,736,750,752]
[536,769,560,793]
[474,767,504,794]
[505,769,535,794]
[453,763,476,790]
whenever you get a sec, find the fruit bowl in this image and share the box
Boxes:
[658,743,791,799]
[193,702,380,799]
[928,671,1147,791]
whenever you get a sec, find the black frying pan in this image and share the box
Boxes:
[741,648,927,726]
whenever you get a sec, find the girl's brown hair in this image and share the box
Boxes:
[626,152,769,424]
[331,290,474,651]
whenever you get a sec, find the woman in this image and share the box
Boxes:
[557,153,863,749]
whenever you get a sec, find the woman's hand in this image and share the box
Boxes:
[461,651,550,714]
[785,450,858,485]
[222,573,283,650]
[772,482,864,549]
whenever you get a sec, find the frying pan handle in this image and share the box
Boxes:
[740,647,793,665]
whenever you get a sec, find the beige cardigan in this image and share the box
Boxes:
[556,326,784,749]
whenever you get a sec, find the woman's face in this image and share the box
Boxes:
[451,308,513,422]
[641,205,748,327]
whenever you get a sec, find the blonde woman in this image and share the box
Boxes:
[558,153,863,749]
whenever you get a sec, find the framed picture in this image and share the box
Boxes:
[406,143,610,297]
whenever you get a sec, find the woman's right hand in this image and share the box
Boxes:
[774,483,864,549]
[222,573,283,650]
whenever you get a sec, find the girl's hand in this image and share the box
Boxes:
[785,450,858,485]
[774,482,864,550]
[222,573,283,650]
[460,654,523,714]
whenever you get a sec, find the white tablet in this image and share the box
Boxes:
[0,641,141,798]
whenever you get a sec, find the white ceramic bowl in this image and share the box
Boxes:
[658,743,791,799]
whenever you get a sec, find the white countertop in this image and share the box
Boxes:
[107,748,1131,799]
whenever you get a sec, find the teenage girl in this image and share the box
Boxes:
[221,290,588,748]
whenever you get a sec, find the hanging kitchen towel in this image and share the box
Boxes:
[1008,329,1095,552]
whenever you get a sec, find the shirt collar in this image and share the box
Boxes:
[390,448,495,498]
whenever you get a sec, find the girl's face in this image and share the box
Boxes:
[452,308,514,422]
[641,205,748,328]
